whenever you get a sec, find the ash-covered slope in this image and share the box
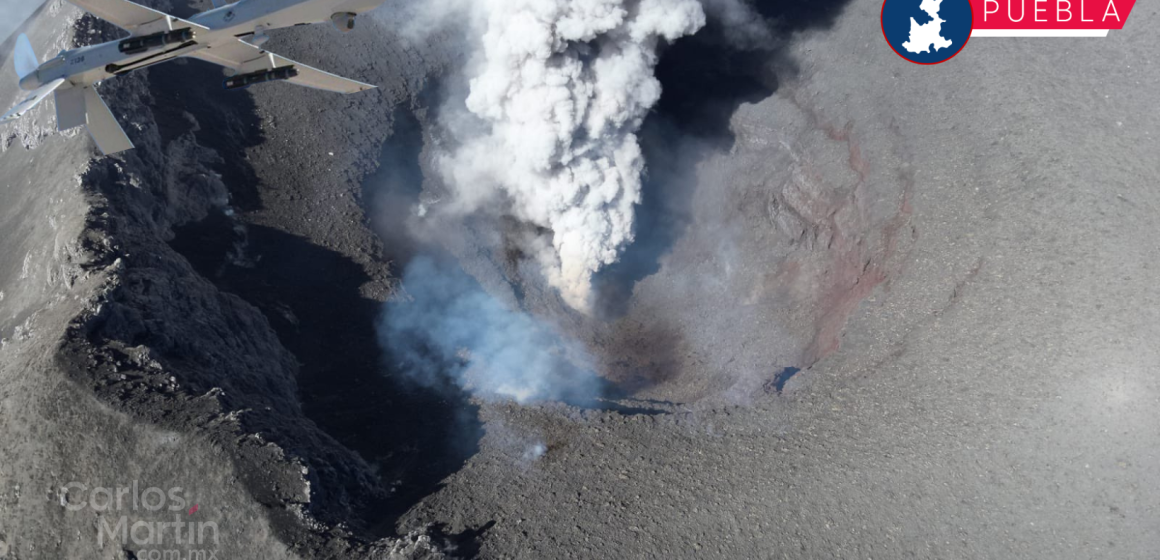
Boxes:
[0,1,462,558]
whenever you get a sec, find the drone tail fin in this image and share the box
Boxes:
[14,34,38,80]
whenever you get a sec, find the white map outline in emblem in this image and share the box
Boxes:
[902,0,953,54]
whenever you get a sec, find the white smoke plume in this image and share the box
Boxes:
[373,0,777,403]
[433,0,709,312]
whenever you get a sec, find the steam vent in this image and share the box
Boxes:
[1,1,1157,558]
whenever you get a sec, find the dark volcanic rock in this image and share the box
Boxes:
[0,1,466,558]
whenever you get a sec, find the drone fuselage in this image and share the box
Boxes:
[19,0,382,91]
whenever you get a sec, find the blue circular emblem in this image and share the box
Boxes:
[881,0,974,65]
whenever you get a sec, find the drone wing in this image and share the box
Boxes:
[66,0,208,36]
[185,39,376,94]
[1,79,66,123]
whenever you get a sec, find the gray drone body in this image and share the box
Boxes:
[3,0,386,155]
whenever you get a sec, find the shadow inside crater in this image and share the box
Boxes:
[155,50,481,537]
[170,215,483,537]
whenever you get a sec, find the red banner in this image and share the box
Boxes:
[971,0,1136,30]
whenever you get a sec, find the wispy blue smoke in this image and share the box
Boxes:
[380,257,603,404]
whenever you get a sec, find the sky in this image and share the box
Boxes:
[0,0,44,44]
